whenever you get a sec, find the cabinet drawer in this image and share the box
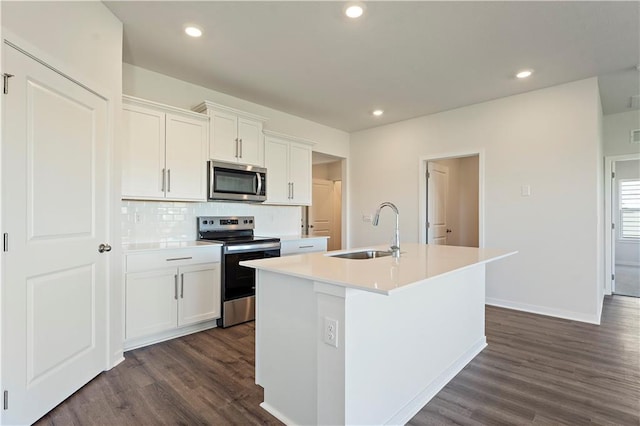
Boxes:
[281,238,327,256]
[125,246,221,273]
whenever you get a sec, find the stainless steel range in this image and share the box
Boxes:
[197,216,280,328]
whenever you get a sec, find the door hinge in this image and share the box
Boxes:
[611,223,615,230]
[3,233,7,252]
[612,274,615,281]
[426,171,430,179]
[3,73,14,95]
[3,390,7,410]
[427,222,431,229]
[612,171,615,179]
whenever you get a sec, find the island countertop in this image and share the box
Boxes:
[241,243,516,295]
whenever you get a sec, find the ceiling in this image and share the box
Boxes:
[104,1,640,133]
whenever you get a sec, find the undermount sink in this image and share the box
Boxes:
[328,250,393,260]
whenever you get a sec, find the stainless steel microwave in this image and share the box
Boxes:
[208,161,267,202]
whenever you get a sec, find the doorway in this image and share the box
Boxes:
[608,157,640,297]
[303,152,344,251]
[420,153,482,247]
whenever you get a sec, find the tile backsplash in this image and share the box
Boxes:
[121,200,302,244]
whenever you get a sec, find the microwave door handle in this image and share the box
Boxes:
[256,172,262,196]
[209,164,214,199]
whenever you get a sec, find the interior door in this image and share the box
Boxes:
[310,179,333,247]
[2,44,109,425]
[427,162,449,245]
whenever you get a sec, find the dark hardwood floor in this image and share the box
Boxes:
[36,296,639,425]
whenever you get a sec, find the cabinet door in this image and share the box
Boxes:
[177,263,221,327]
[125,268,178,340]
[210,110,239,163]
[237,117,264,166]
[165,113,208,201]
[289,142,312,205]
[122,105,166,199]
[264,137,290,204]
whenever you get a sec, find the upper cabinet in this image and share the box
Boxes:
[122,96,209,201]
[193,101,268,167]
[263,130,314,206]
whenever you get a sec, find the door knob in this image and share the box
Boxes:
[98,243,112,253]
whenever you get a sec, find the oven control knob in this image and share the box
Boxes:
[249,219,253,223]
[244,219,248,224]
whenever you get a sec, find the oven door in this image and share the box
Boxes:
[209,161,267,202]
[222,247,280,301]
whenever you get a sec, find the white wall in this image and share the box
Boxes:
[350,78,603,323]
[603,110,640,156]
[123,64,350,158]
[2,1,124,367]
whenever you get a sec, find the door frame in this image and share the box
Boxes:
[419,150,485,246]
[604,153,640,295]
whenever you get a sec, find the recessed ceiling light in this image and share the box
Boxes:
[185,26,202,38]
[345,4,364,19]
[516,70,533,79]
[372,109,384,117]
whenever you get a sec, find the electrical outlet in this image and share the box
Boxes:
[323,317,339,348]
[134,213,143,224]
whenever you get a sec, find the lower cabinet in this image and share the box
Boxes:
[124,245,221,350]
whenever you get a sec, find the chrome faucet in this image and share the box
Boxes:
[373,202,400,258]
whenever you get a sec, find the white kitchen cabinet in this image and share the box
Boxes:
[123,244,221,350]
[280,237,328,256]
[122,96,208,201]
[194,101,268,166]
[264,130,314,205]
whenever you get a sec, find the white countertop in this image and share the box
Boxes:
[123,240,221,252]
[241,243,516,295]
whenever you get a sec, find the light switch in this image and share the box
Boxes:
[521,185,531,197]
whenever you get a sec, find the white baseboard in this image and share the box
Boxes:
[485,297,600,325]
[260,402,297,425]
[123,319,218,351]
[615,261,640,267]
[385,337,487,425]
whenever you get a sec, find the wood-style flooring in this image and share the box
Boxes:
[36,296,639,425]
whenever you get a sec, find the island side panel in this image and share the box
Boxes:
[343,264,487,425]
[255,270,317,425]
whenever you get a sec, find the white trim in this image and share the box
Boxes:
[384,337,487,425]
[259,402,297,425]
[122,320,219,351]
[485,298,601,325]
[604,153,640,296]
[615,261,640,267]
[418,150,485,247]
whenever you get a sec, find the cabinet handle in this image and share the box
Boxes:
[180,273,184,298]
[161,168,166,192]
[299,245,314,249]
[288,182,292,199]
[167,169,171,192]
[166,256,193,261]
[174,274,178,300]
[291,182,294,199]
[239,138,243,158]
[235,138,239,158]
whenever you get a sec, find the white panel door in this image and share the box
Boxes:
[264,137,290,203]
[310,179,334,246]
[237,117,263,166]
[2,45,109,425]
[121,104,165,199]
[289,143,312,205]
[165,113,207,201]
[177,263,221,327]
[427,162,449,245]
[211,110,238,163]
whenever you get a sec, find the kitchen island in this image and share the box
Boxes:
[241,243,515,425]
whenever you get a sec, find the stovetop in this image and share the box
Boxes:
[196,215,280,246]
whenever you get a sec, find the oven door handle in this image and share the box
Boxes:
[224,242,281,253]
